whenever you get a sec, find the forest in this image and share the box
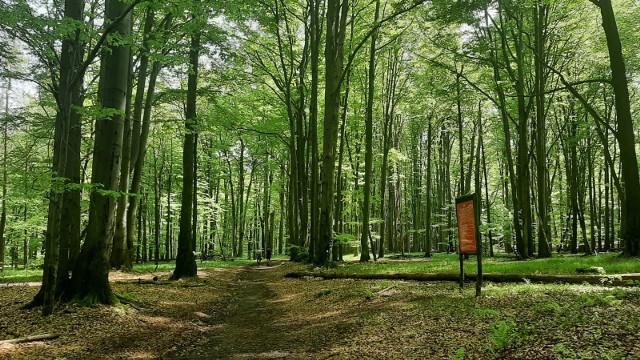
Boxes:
[0,0,639,358]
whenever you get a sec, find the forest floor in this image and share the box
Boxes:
[1,258,640,359]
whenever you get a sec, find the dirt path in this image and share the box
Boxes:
[201,267,288,358]
[169,263,341,359]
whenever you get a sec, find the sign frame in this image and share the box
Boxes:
[455,193,483,297]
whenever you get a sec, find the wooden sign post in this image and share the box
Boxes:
[455,193,482,296]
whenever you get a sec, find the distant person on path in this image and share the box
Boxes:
[266,248,272,263]
[257,249,263,265]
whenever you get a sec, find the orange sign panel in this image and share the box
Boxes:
[456,199,477,254]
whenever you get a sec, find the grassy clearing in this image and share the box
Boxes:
[330,252,640,276]
[0,268,42,283]
[133,259,255,273]
[0,258,257,283]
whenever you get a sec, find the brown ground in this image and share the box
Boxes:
[0,261,639,359]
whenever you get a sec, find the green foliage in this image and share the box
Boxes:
[316,289,333,297]
[288,246,309,263]
[363,288,374,300]
[603,350,625,360]
[115,293,138,302]
[553,343,577,358]
[473,307,500,318]
[334,232,357,246]
[330,253,640,277]
[487,320,518,354]
[533,301,563,316]
[450,347,465,360]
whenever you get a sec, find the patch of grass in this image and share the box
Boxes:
[603,350,625,360]
[577,292,623,309]
[132,259,254,273]
[450,347,465,360]
[534,301,564,316]
[0,260,256,284]
[116,293,139,302]
[553,343,577,358]
[316,289,333,297]
[363,289,374,300]
[0,268,42,283]
[331,253,640,277]
[474,307,501,318]
[487,320,518,354]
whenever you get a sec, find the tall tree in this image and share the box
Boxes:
[590,0,640,256]
[171,23,199,279]
[534,0,551,258]
[67,0,132,305]
[360,0,380,262]
[317,0,348,265]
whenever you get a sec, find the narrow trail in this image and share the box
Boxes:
[206,267,286,358]
[169,263,328,359]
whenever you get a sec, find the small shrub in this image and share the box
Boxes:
[288,246,309,262]
[487,320,518,353]
[363,289,374,300]
[603,350,624,360]
[451,347,465,360]
[116,293,138,302]
[316,289,333,297]
[578,293,623,309]
[533,301,563,315]
[474,308,500,318]
[553,343,576,358]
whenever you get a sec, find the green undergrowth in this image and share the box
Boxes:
[0,268,42,283]
[0,259,255,284]
[132,259,254,273]
[398,280,639,358]
[328,253,640,276]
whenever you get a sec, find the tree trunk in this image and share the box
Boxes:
[170,30,199,280]
[360,0,380,262]
[68,0,131,305]
[317,0,348,266]
[592,0,640,256]
[0,75,9,271]
[534,1,551,258]
[424,120,433,257]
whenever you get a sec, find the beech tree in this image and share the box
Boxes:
[0,0,638,318]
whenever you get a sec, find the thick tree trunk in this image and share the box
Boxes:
[30,0,85,315]
[317,0,348,266]
[68,0,131,305]
[593,0,640,256]
[111,49,134,270]
[171,30,200,279]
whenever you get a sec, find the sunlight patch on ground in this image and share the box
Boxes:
[120,350,160,359]
[268,293,302,303]
[233,351,291,359]
[160,300,195,307]
[138,315,174,324]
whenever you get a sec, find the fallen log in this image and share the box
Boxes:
[284,272,640,286]
[0,334,59,345]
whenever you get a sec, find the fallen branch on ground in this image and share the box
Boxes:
[0,334,59,345]
[284,272,640,286]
